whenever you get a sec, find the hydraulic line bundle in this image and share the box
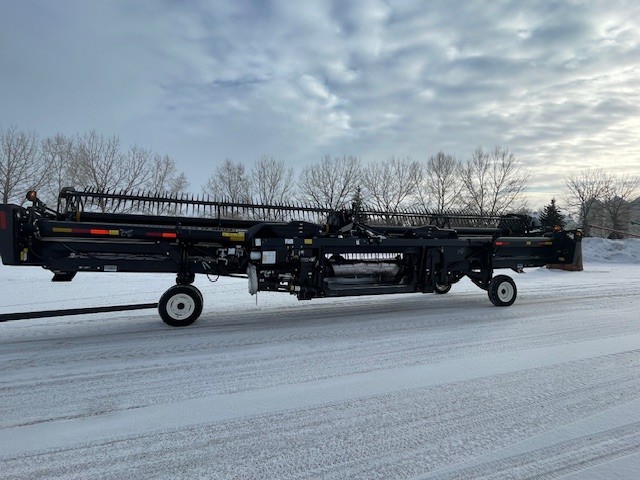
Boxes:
[0,188,582,326]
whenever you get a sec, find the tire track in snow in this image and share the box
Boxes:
[426,422,640,479]
[3,350,640,479]
[2,286,639,430]
[2,265,640,477]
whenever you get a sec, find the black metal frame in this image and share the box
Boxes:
[0,190,582,326]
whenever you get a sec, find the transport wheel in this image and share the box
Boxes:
[434,283,452,294]
[488,275,517,307]
[158,285,203,327]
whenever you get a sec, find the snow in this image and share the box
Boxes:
[1,238,640,478]
[583,237,640,265]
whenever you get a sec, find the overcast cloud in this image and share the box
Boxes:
[1,0,638,206]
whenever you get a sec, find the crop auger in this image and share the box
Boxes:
[0,188,582,326]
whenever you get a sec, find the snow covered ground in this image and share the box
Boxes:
[1,238,640,479]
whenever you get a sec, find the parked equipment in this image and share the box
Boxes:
[0,189,582,326]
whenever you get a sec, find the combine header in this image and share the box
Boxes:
[0,188,582,326]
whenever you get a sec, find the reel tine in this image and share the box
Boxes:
[54,188,502,226]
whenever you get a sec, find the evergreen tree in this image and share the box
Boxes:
[539,198,566,229]
[351,185,367,223]
[351,185,364,210]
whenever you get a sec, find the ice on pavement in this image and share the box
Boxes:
[1,237,640,478]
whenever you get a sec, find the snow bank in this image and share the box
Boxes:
[582,238,640,264]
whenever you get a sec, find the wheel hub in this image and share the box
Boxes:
[166,293,195,320]
[497,283,514,302]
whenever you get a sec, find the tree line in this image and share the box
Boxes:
[2,125,638,234]
[204,148,531,218]
[565,168,640,236]
[0,126,187,207]
[1,125,531,216]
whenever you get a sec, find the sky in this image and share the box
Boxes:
[1,0,639,208]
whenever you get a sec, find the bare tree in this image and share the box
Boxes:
[70,131,161,212]
[361,155,422,216]
[71,131,125,192]
[0,125,44,204]
[297,155,361,210]
[171,172,189,195]
[421,151,463,212]
[202,158,250,203]
[249,155,295,220]
[565,168,612,236]
[459,146,530,217]
[145,153,188,194]
[40,133,74,204]
[121,145,154,192]
[602,173,640,235]
[4,127,189,214]
[142,153,189,215]
[251,155,295,204]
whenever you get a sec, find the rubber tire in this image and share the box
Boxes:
[488,275,517,307]
[158,285,203,327]
[434,283,452,294]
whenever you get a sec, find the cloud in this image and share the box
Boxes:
[0,0,638,207]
